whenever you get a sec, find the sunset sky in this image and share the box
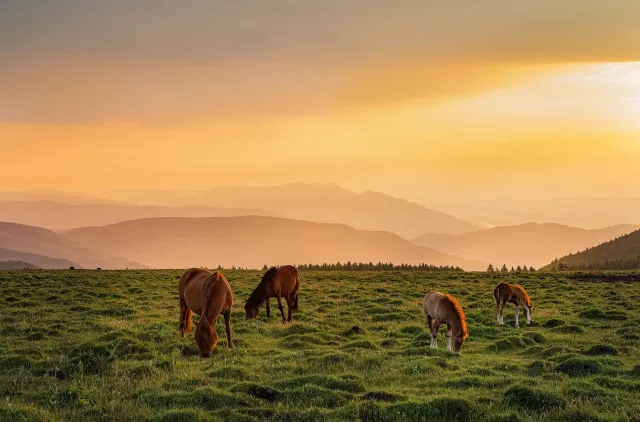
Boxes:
[1,1,639,204]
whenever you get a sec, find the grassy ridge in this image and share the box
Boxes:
[0,270,639,421]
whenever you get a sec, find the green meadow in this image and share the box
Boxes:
[1,270,639,421]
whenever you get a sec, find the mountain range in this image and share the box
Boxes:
[62,216,484,270]
[0,200,281,231]
[100,183,480,238]
[412,223,639,269]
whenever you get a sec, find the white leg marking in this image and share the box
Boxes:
[515,305,519,328]
[526,308,531,324]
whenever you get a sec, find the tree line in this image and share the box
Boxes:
[267,262,464,272]
[486,264,535,273]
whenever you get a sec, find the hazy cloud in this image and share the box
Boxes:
[1,1,639,122]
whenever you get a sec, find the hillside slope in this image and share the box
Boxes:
[544,229,640,270]
[412,223,639,269]
[0,222,145,269]
[63,216,485,270]
[0,248,78,269]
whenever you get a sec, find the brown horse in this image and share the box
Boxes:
[423,291,469,354]
[245,265,300,323]
[179,268,233,357]
[494,282,532,327]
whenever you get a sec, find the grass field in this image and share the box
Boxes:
[1,269,639,421]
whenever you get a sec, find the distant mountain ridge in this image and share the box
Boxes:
[2,184,479,237]
[63,216,485,270]
[0,222,145,269]
[544,229,640,270]
[412,222,639,269]
[105,183,480,238]
[0,200,283,230]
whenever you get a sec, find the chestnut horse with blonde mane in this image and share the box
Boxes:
[179,268,233,357]
[423,291,469,354]
[245,265,300,323]
[494,282,532,328]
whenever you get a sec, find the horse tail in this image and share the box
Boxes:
[493,285,500,306]
[179,294,193,336]
[293,270,300,310]
[178,270,194,336]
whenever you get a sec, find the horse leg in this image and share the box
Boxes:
[276,293,286,323]
[432,322,441,348]
[525,305,531,325]
[265,299,271,317]
[426,315,435,347]
[514,305,520,328]
[179,296,193,337]
[496,297,501,324]
[445,324,452,352]
[224,310,233,348]
[286,295,294,322]
[498,300,506,325]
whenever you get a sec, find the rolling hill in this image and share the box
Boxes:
[63,216,485,270]
[0,200,282,230]
[0,222,145,269]
[0,248,77,269]
[412,223,639,269]
[544,229,640,270]
[103,183,480,238]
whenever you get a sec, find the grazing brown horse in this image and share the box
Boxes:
[423,291,469,354]
[179,268,233,357]
[494,282,532,328]
[245,265,300,323]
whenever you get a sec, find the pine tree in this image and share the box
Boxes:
[501,264,508,272]
[487,264,495,272]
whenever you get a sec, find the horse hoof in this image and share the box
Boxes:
[515,324,519,328]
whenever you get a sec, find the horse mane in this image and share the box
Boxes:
[195,272,221,355]
[202,272,221,312]
[517,285,532,308]
[445,294,468,339]
[246,267,277,309]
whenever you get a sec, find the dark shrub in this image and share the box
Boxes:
[556,358,603,377]
[504,386,565,412]
[543,319,565,328]
[362,391,405,402]
[552,325,585,334]
[583,344,618,356]
[523,332,546,343]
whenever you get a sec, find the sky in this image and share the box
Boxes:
[1,1,639,204]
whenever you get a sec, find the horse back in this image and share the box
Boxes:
[423,291,445,317]
[274,265,300,296]
[179,268,213,314]
[494,283,510,301]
